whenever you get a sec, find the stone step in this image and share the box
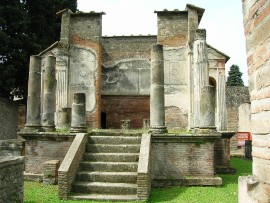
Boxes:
[80,161,138,172]
[69,193,138,201]
[83,152,139,162]
[72,182,137,195]
[89,136,141,145]
[76,171,137,183]
[86,144,140,153]
[90,131,142,137]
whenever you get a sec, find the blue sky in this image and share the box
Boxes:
[77,0,248,85]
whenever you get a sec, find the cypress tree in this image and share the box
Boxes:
[226,64,244,86]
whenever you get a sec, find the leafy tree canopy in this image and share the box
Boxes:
[0,0,77,101]
[226,64,244,86]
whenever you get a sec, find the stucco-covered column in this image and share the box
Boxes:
[25,56,42,131]
[57,108,71,129]
[42,56,56,132]
[200,85,215,129]
[70,93,87,133]
[217,74,227,131]
[150,44,167,134]
[193,29,211,129]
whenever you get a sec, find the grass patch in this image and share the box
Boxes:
[24,157,251,203]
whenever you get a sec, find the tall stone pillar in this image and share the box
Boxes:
[70,93,87,133]
[193,29,213,130]
[25,56,42,131]
[42,56,56,132]
[150,44,167,134]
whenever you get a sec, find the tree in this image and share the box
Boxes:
[0,0,77,100]
[0,0,36,99]
[226,64,244,86]
[24,0,77,52]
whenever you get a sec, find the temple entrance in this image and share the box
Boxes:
[101,95,150,129]
[101,112,106,129]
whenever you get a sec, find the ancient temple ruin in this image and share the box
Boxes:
[29,4,229,131]
[20,4,233,201]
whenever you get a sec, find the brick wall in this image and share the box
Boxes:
[226,86,250,131]
[0,156,24,203]
[151,135,221,187]
[102,36,156,66]
[101,96,150,129]
[241,0,270,202]
[69,12,103,128]
[156,11,188,46]
[21,133,74,174]
[226,86,250,154]
[242,0,270,202]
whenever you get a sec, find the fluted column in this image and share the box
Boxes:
[217,74,227,131]
[150,44,167,134]
[25,55,42,131]
[70,93,87,133]
[42,56,56,132]
[193,29,215,128]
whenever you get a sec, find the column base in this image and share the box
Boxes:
[193,127,217,134]
[24,125,42,132]
[149,126,167,134]
[70,126,87,133]
[42,126,56,132]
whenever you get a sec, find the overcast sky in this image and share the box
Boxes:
[77,0,248,85]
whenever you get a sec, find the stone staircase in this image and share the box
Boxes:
[69,133,141,201]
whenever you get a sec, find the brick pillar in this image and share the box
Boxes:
[43,160,60,185]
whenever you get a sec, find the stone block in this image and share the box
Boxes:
[0,156,24,203]
[253,157,270,184]
[238,176,251,203]
[43,160,60,184]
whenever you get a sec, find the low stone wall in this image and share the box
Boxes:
[18,132,75,174]
[58,133,88,199]
[0,156,24,203]
[137,134,151,200]
[151,134,222,187]
[0,139,23,156]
